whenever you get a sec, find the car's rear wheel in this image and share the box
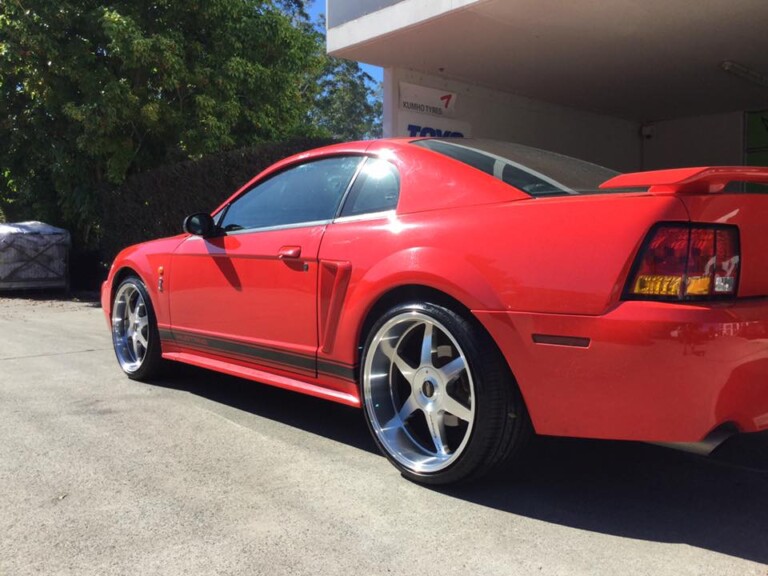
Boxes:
[361,302,530,485]
[111,275,163,381]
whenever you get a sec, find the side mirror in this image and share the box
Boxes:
[183,212,216,237]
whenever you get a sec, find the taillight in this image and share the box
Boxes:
[626,224,740,300]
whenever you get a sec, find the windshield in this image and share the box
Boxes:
[411,138,622,197]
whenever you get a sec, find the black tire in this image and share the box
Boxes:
[111,275,164,381]
[360,301,531,485]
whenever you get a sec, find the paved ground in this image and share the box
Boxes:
[1,293,767,576]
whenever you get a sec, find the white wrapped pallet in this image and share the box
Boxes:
[0,221,71,291]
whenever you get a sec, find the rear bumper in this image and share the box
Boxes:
[474,299,768,442]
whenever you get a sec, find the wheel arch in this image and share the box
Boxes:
[113,266,142,291]
[357,284,472,355]
[107,266,146,317]
[334,244,504,362]
[356,285,521,392]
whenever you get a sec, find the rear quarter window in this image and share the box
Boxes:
[340,158,400,217]
[411,138,622,197]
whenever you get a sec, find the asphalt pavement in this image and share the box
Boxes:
[1,294,767,576]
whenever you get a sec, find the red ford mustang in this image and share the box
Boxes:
[102,138,768,484]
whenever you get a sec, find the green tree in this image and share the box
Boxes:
[306,13,381,141]
[311,56,382,141]
[0,0,325,244]
[0,0,383,246]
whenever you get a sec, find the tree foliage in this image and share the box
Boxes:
[311,56,382,141]
[0,0,381,246]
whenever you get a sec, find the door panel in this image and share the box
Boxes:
[169,225,325,376]
[167,155,364,377]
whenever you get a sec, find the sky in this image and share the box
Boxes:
[305,0,384,84]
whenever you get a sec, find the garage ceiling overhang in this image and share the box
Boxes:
[327,0,768,122]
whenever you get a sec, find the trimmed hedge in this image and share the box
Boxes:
[102,137,335,261]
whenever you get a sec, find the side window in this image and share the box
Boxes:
[339,158,400,218]
[220,156,362,232]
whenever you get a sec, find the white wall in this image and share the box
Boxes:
[641,113,744,170]
[384,68,749,173]
[385,67,642,172]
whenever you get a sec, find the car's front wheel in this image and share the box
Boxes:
[111,275,163,381]
[361,302,530,485]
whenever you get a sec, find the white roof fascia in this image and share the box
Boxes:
[327,0,485,54]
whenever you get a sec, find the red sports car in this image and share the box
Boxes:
[102,138,768,484]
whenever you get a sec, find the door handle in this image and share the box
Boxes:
[278,245,302,259]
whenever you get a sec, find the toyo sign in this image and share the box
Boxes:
[396,110,472,138]
[406,124,465,137]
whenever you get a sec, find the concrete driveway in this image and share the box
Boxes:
[1,294,767,576]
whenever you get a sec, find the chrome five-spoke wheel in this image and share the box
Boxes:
[111,276,162,380]
[362,302,530,484]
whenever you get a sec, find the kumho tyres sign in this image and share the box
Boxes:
[400,82,457,117]
[397,82,471,137]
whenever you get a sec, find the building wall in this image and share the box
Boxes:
[385,68,748,173]
[641,112,744,170]
[385,67,643,172]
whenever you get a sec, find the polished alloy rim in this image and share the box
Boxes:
[112,282,149,373]
[363,311,476,473]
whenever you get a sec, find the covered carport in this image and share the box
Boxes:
[326,0,768,172]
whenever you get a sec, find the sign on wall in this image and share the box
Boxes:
[397,82,471,137]
[396,111,472,138]
[400,82,458,118]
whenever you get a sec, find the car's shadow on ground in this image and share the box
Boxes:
[152,364,376,453]
[439,435,768,565]
[152,364,768,565]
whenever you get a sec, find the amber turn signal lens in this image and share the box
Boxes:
[684,275,712,296]
[632,274,682,296]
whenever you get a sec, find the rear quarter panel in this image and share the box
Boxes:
[321,191,690,370]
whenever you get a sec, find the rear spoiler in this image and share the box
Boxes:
[599,166,768,195]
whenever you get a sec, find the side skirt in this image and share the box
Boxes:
[161,351,361,408]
